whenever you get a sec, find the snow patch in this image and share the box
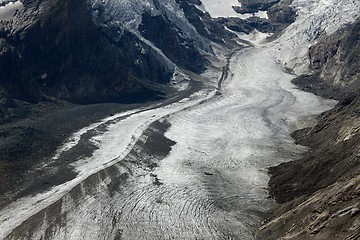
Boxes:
[225,27,272,46]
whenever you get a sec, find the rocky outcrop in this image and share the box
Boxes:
[0,86,18,123]
[175,0,238,45]
[308,20,360,96]
[258,18,360,240]
[259,174,360,239]
[176,0,296,48]
[139,11,207,73]
[291,19,359,100]
[234,0,280,14]
[231,0,296,33]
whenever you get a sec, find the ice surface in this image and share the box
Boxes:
[200,0,268,19]
[0,76,220,240]
[150,47,335,239]
[200,0,242,18]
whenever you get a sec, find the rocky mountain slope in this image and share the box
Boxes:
[0,0,212,108]
[258,18,360,240]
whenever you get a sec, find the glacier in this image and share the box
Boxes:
[0,0,359,239]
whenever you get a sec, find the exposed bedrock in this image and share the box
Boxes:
[139,11,207,74]
[230,0,296,33]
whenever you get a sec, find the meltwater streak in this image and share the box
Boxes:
[1,46,335,239]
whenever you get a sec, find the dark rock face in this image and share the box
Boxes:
[176,0,296,48]
[222,16,275,34]
[175,0,237,45]
[174,0,295,48]
[308,20,360,95]
[0,86,17,122]
[266,0,296,26]
[224,0,297,35]
[234,0,280,14]
[293,19,360,101]
[139,12,207,73]
[0,0,174,105]
[269,96,360,203]
[258,18,360,240]
[235,0,296,27]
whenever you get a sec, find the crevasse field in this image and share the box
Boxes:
[0,0,359,239]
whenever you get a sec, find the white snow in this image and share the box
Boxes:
[0,0,23,21]
[226,27,273,46]
[254,10,268,19]
[199,0,268,19]
[199,0,242,18]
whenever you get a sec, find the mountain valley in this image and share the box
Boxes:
[0,0,359,239]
